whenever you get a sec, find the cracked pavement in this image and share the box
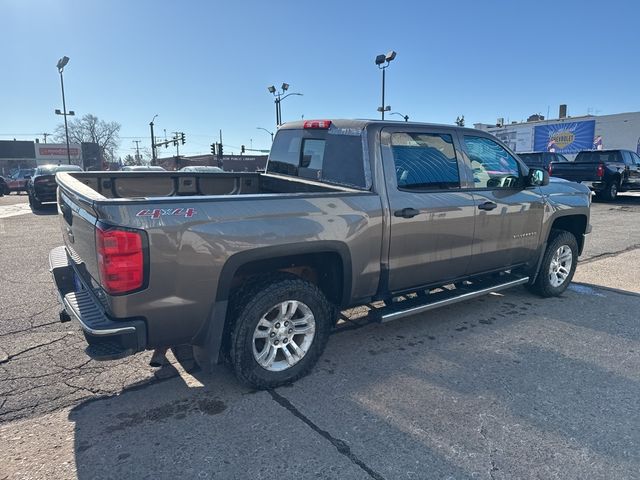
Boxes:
[1,194,640,479]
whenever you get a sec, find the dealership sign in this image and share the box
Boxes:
[35,143,81,161]
[533,120,595,154]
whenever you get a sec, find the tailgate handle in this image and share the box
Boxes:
[394,207,420,219]
[478,201,498,211]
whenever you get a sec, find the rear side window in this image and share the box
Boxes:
[391,132,460,189]
[268,128,367,189]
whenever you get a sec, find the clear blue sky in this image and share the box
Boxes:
[2,0,639,157]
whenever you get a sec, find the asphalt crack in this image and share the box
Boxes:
[269,389,385,480]
[581,243,640,265]
[0,334,70,364]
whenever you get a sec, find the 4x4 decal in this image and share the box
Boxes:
[136,208,196,219]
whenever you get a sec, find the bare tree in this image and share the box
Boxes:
[55,114,121,163]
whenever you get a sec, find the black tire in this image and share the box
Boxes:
[601,179,619,201]
[28,193,42,210]
[528,230,578,297]
[229,274,333,389]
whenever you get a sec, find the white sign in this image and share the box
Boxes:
[35,143,81,161]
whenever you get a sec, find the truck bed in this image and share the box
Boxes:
[62,171,346,199]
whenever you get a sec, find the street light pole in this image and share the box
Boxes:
[150,114,158,164]
[391,112,410,122]
[56,56,73,165]
[268,83,303,126]
[256,127,274,143]
[375,51,396,120]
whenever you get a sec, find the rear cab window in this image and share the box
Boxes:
[267,126,368,189]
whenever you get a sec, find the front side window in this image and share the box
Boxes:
[464,136,521,189]
[391,132,460,189]
[621,151,633,166]
[630,152,640,165]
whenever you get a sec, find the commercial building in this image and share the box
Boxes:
[0,140,101,176]
[474,109,640,160]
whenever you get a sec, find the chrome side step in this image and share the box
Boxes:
[380,275,529,323]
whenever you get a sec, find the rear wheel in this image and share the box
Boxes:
[229,275,333,389]
[528,230,578,297]
[600,179,619,201]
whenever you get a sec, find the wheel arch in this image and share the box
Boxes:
[548,213,588,254]
[216,241,352,308]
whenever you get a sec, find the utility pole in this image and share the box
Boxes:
[133,140,141,163]
[172,132,181,157]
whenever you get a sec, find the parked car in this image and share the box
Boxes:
[121,165,166,171]
[6,168,35,193]
[518,152,570,173]
[0,175,9,196]
[27,164,83,209]
[50,119,591,389]
[549,149,640,200]
[179,166,224,172]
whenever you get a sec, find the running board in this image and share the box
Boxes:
[379,274,530,323]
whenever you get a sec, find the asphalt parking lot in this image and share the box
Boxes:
[1,193,639,479]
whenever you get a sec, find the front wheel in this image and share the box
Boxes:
[230,275,333,389]
[28,193,41,210]
[528,230,578,297]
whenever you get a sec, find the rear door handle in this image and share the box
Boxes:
[478,201,498,211]
[394,207,420,218]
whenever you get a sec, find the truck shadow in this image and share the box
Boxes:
[68,286,640,479]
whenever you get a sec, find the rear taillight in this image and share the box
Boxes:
[96,225,145,294]
[596,164,605,178]
[548,163,553,176]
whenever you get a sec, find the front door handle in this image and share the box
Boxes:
[478,201,498,211]
[394,207,420,218]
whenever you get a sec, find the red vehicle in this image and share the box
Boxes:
[6,169,35,193]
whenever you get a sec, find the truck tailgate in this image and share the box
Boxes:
[57,178,101,288]
[551,162,601,182]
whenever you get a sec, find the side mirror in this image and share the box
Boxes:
[24,175,31,180]
[528,168,549,187]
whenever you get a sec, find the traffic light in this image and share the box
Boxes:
[218,143,224,158]
[241,145,245,154]
[181,133,186,145]
[210,143,216,155]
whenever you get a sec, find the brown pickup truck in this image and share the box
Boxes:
[50,119,591,388]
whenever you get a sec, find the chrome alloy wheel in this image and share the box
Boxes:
[252,300,316,372]
[548,245,573,288]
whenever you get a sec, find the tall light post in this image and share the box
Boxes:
[391,112,409,122]
[375,51,396,120]
[267,83,303,126]
[55,56,75,164]
[256,127,274,143]
[149,114,158,164]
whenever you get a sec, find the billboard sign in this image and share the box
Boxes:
[533,120,595,154]
[35,143,81,163]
